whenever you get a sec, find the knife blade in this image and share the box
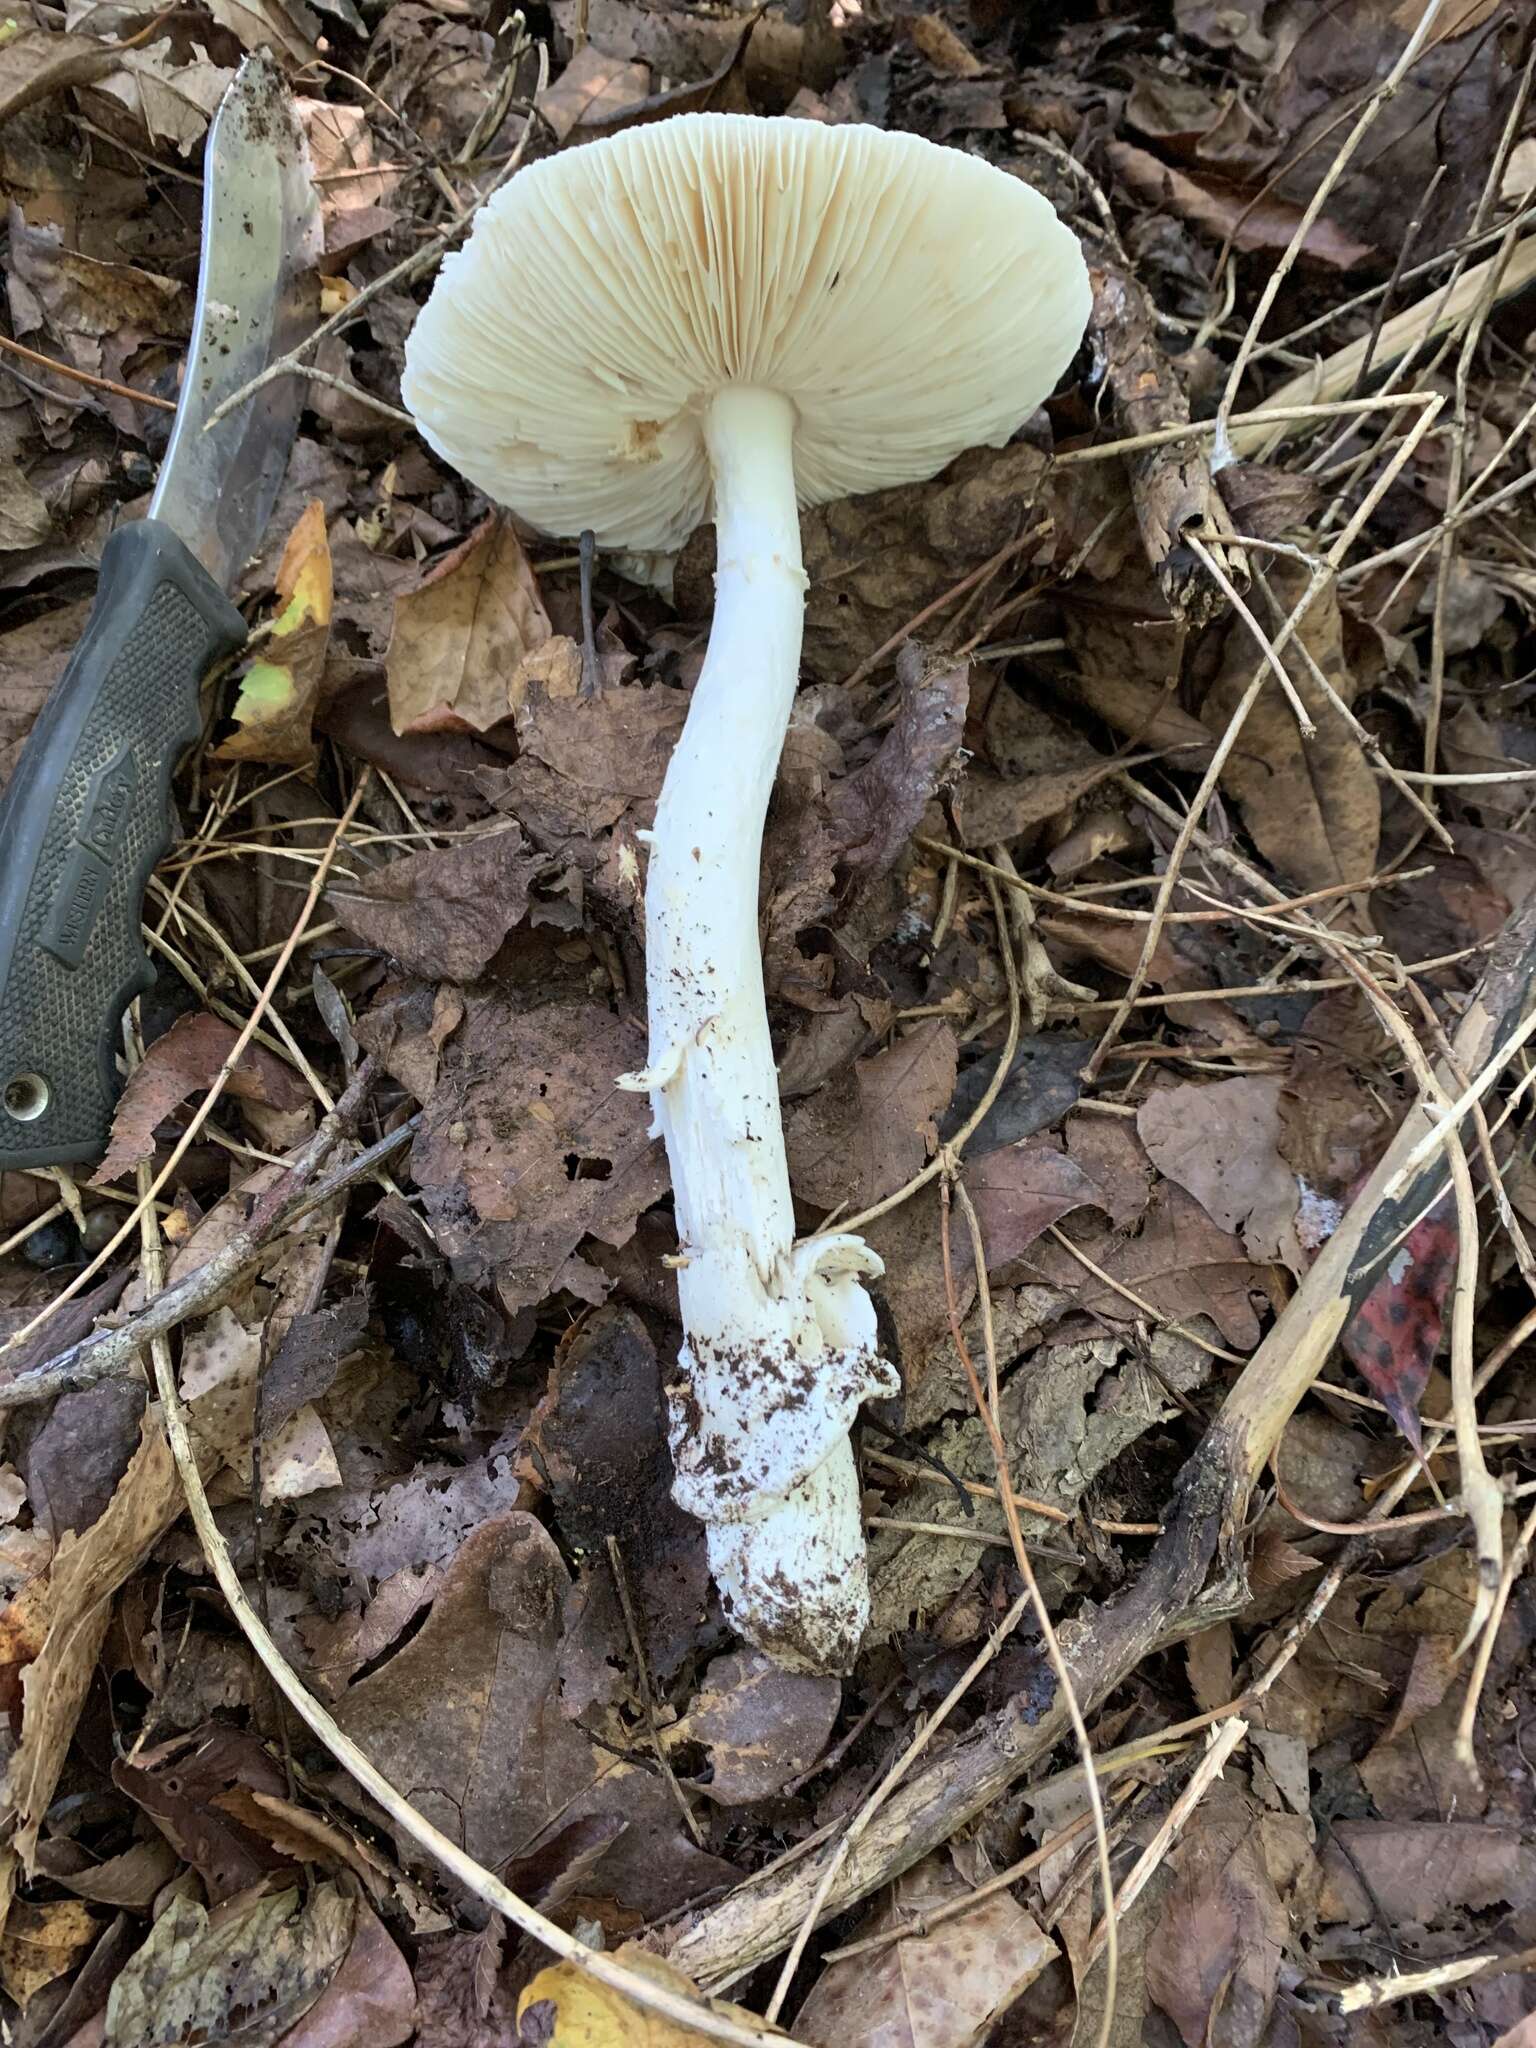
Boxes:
[0,53,320,1173]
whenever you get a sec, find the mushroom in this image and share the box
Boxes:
[403,114,1090,1672]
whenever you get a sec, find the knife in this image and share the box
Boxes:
[0,54,320,1173]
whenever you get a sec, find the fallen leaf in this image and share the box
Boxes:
[1108,141,1373,268]
[386,515,574,735]
[103,1883,352,2048]
[113,1726,297,1903]
[796,1850,1057,2048]
[0,1895,97,2010]
[517,1943,778,2047]
[519,1306,708,1680]
[297,99,401,256]
[1200,563,1379,894]
[328,825,541,982]
[1319,1821,1536,1927]
[547,0,807,110]
[962,1138,1106,1272]
[46,1834,179,1909]
[0,599,91,788]
[21,1378,145,1541]
[0,28,124,124]
[494,672,687,859]
[218,500,333,764]
[334,1512,731,1918]
[1341,1187,1457,1449]
[1145,1784,1287,2048]
[271,1899,415,2048]
[685,1648,840,1805]
[536,42,651,139]
[5,1412,181,1868]
[1263,0,1519,269]
[1138,1078,1304,1271]
[824,648,968,883]
[93,1010,308,1185]
[0,452,51,551]
[784,1019,957,1213]
[408,990,666,1311]
[89,41,234,156]
[1032,1184,1284,1351]
[206,0,318,66]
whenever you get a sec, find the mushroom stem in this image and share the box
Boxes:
[626,385,898,1672]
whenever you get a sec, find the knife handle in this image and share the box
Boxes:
[0,520,246,1173]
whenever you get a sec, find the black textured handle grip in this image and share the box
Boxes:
[0,520,245,1172]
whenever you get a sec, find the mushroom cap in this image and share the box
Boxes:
[403,114,1090,552]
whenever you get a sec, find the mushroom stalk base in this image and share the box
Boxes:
[622,386,897,1673]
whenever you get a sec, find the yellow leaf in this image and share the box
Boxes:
[219,499,333,764]
[516,1945,780,2048]
[385,512,558,735]
[0,1895,96,2009]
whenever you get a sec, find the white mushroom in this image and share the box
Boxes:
[403,114,1090,1672]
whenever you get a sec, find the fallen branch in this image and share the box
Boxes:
[0,1070,414,1413]
[666,889,1536,1986]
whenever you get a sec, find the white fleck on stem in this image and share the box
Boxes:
[620,386,898,1672]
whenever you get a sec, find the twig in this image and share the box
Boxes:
[1082,391,1444,1081]
[1454,1494,1536,1768]
[607,1535,704,1848]
[1215,0,1447,440]
[1334,1947,1536,2013]
[0,332,176,412]
[821,1793,1134,1966]
[0,1101,413,1413]
[944,1172,1118,2042]
[1081,1717,1249,1967]
[755,1586,1031,2017]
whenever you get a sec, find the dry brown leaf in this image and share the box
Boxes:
[274,1900,416,2048]
[5,1411,181,1868]
[1138,1077,1303,1271]
[206,0,317,66]
[1032,1184,1283,1350]
[92,1010,308,1186]
[0,28,124,124]
[963,1138,1106,1272]
[328,825,542,982]
[1200,563,1379,893]
[386,514,574,735]
[1319,1821,1536,1927]
[0,1895,97,2010]
[408,990,666,1311]
[89,42,234,157]
[685,1648,840,1805]
[784,1019,957,1214]
[1108,141,1373,268]
[536,42,651,139]
[519,1306,708,1681]
[334,1511,732,1917]
[1145,1785,1286,2048]
[796,1850,1057,2048]
[0,601,89,789]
